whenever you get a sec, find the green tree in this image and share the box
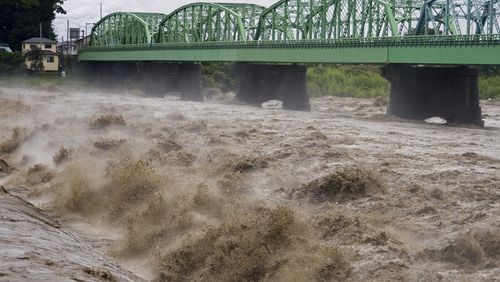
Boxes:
[0,51,26,74]
[202,62,238,92]
[307,65,390,98]
[25,48,44,72]
[0,0,66,51]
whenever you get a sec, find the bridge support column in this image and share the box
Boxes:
[382,64,483,126]
[142,62,179,96]
[235,63,310,111]
[82,61,141,88]
[114,62,142,84]
[178,63,203,101]
[95,62,116,87]
[77,61,98,81]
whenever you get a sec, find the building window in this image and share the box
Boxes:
[44,44,52,49]
[46,55,54,63]
[30,44,37,50]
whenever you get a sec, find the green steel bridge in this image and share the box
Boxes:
[79,0,500,65]
[77,0,500,126]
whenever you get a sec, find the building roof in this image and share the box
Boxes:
[75,36,90,43]
[57,40,77,46]
[22,37,56,44]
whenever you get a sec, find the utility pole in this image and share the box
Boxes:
[60,36,65,76]
[85,22,95,38]
[66,20,69,55]
[100,2,103,19]
[39,22,42,49]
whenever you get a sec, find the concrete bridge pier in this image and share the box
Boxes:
[94,62,116,87]
[235,63,310,111]
[81,61,141,88]
[382,64,483,126]
[235,63,268,105]
[77,61,97,81]
[114,62,142,84]
[281,65,311,111]
[178,63,203,101]
[77,61,141,88]
[142,62,202,101]
[142,62,179,96]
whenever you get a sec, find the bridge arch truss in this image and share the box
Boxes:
[90,12,166,46]
[254,0,500,40]
[255,0,403,40]
[157,3,266,43]
[399,0,500,36]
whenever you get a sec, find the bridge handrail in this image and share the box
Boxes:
[81,34,500,52]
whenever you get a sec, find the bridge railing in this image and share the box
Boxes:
[80,34,500,51]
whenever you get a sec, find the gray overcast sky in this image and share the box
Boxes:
[54,0,275,40]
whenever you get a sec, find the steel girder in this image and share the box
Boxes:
[89,1,500,46]
[90,12,166,46]
[443,0,500,35]
[81,0,500,65]
[157,3,266,43]
[78,34,500,65]
[254,0,500,40]
[407,0,500,35]
[254,0,402,40]
[217,3,267,40]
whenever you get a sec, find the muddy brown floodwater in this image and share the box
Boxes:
[0,85,499,282]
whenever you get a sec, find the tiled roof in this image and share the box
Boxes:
[22,37,56,44]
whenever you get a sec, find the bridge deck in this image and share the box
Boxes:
[79,35,500,65]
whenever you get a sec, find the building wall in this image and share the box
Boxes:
[23,43,57,53]
[42,55,59,71]
[22,43,59,72]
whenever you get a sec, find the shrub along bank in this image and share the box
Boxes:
[307,65,390,98]
[306,65,500,99]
